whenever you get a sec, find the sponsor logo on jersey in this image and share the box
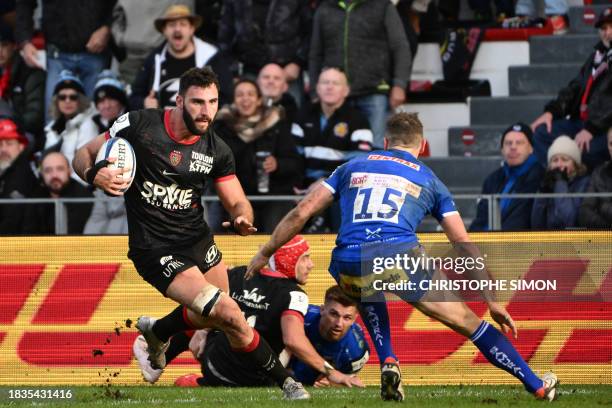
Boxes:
[350,174,369,187]
[141,181,193,210]
[162,258,185,278]
[159,255,173,265]
[333,122,349,138]
[367,154,421,171]
[169,150,183,166]
[189,152,214,174]
[232,288,270,310]
[205,244,219,264]
[242,288,266,303]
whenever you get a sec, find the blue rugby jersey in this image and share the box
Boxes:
[290,305,369,385]
[322,149,458,262]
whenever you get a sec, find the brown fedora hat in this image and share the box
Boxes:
[154,4,202,32]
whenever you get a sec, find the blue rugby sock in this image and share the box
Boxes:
[358,299,398,365]
[471,321,543,393]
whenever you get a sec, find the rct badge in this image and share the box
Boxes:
[205,244,219,264]
[169,150,183,166]
[333,122,348,138]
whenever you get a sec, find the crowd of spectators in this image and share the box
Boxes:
[0,1,610,234]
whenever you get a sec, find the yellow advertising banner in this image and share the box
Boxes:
[0,232,610,386]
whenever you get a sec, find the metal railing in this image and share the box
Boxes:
[1,192,611,235]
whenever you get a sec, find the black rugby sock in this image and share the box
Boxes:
[232,329,292,388]
[164,331,192,364]
[152,306,195,342]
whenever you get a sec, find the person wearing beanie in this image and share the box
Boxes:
[471,122,544,231]
[91,70,128,134]
[0,20,45,151]
[44,70,97,185]
[531,136,590,229]
[132,236,365,388]
[579,128,612,228]
[530,7,612,171]
[0,117,38,234]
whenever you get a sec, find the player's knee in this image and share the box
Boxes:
[191,284,224,318]
[210,297,250,337]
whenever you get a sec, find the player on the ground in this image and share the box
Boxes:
[133,236,365,387]
[290,286,370,386]
[247,112,559,402]
[73,67,310,399]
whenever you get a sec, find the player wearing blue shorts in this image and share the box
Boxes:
[248,112,558,402]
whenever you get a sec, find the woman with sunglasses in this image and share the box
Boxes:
[44,70,96,185]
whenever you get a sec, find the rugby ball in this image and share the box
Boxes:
[95,137,136,192]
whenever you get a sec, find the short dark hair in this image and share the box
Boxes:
[385,112,423,148]
[324,285,357,308]
[234,77,262,98]
[179,67,220,96]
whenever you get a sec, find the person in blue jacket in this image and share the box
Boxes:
[470,123,544,231]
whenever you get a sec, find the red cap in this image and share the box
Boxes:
[268,235,309,279]
[0,119,28,146]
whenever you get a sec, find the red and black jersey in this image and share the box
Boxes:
[228,266,308,353]
[200,266,309,386]
[108,108,235,249]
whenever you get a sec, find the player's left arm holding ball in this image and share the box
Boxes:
[73,132,133,196]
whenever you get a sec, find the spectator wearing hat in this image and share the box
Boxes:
[531,136,590,230]
[15,0,115,120]
[579,128,612,229]
[111,0,194,85]
[23,151,93,234]
[91,70,128,134]
[0,117,37,234]
[0,20,44,151]
[530,7,612,171]
[130,4,233,110]
[470,123,544,231]
[44,70,96,185]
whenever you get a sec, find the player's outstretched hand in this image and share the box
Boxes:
[245,250,269,280]
[327,370,365,388]
[222,216,257,236]
[313,376,331,388]
[92,157,132,196]
[488,302,517,339]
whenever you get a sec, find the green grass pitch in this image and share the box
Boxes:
[0,385,610,407]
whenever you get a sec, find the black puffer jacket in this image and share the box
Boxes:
[544,41,612,136]
[578,161,612,228]
[218,0,313,75]
[6,54,45,151]
[16,0,116,53]
[309,0,412,96]
[0,153,38,234]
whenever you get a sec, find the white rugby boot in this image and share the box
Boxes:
[135,316,170,370]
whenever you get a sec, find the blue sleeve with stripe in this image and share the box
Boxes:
[431,177,458,222]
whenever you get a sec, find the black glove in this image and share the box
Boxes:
[540,168,567,192]
[85,159,110,185]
